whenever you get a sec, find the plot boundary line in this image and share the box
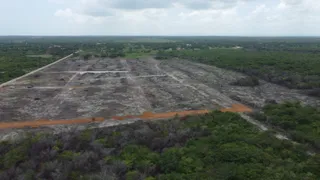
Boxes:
[0,51,79,88]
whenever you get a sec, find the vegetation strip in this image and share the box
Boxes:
[0,111,319,179]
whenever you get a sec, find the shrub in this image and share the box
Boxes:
[58,150,80,161]
[72,151,100,172]
[126,170,141,180]
[3,146,28,168]
[22,169,36,180]
[79,129,93,142]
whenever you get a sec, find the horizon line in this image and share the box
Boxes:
[1,35,320,38]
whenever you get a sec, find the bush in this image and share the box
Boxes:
[82,54,91,60]
[126,170,142,180]
[72,151,100,172]
[3,146,28,168]
[58,151,80,161]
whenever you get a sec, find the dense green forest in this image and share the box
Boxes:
[252,102,320,150]
[0,109,319,180]
[156,49,320,90]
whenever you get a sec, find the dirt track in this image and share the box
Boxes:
[0,57,319,132]
[0,104,254,129]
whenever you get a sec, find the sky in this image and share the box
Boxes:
[0,0,319,36]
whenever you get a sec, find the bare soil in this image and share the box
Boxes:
[0,57,319,139]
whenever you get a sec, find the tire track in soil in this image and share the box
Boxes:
[159,63,238,107]
[120,59,152,114]
[161,61,235,95]
[155,63,225,107]
[142,77,186,110]
[142,76,213,111]
[43,61,92,119]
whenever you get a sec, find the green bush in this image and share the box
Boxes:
[126,171,140,180]
[3,147,27,168]
[58,150,80,161]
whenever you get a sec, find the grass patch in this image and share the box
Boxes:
[117,37,175,43]
[26,54,53,58]
[125,52,148,59]
[125,50,157,59]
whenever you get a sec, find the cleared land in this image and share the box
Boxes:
[0,57,220,123]
[0,57,319,128]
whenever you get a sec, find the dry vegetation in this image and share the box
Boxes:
[0,111,319,180]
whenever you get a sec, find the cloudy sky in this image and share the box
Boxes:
[0,0,319,36]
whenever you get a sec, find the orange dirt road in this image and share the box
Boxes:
[220,104,253,113]
[0,104,252,130]
[0,117,105,129]
[112,109,210,120]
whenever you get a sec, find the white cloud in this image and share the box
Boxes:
[278,0,320,11]
[48,0,65,4]
[48,0,320,36]
[280,0,302,6]
[54,8,107,24]
[252,4,269,14]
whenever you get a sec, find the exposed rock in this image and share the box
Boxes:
[230,76,260,87]
[265,99,278,105]
[306,88,320,98]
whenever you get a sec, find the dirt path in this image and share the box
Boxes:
[0,52,78,88]
[0,105,253,129]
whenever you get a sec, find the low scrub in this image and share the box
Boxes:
[0,110,319,179]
